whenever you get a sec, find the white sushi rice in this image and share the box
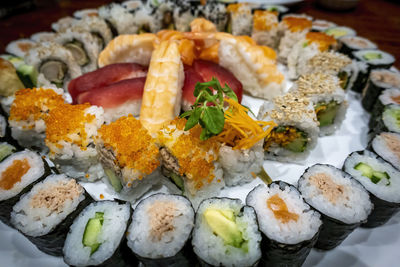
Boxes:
[0,150,44,201]
[127,193,194,259]
[246,183,322,244]
[5,39,36,58]
[73,16,113,49]
[103,99,142,124]
[378,88,400,106]
[0,95,15,115]
[382,105,400,133]
[287,42,320,80]
[30,32,56,43]
[278,27,308,65]
[98,3,138,35]
[298,164,373,224]
[340,36,377,51]
[51,16,78,32]
[11,174,85,236]
[228,4,253,36]
[372,132,400,170]
[344,150,400,203]
[64,201,130,266]
[369,69,400,90]
[192,198,262,267]
[354,49,395,67]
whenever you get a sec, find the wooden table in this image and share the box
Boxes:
[0,0,399,68]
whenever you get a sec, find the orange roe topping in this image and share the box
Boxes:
[0,159,30,190]
[9,88,65,128]
[100,194,104,199]
[283,17,312,32]
[305,32,337,52]
[253,10,278,31]
[267,194,299,223]
[227,3,249,13]
[45,103,95,151]
[97,115,159,179]
[158,118,220,189]
[264,126,301,150]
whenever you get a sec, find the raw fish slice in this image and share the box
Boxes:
[182,65,204,111]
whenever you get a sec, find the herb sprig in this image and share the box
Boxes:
[180,77,238,140]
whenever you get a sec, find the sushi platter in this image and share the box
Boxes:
[0,0,400,266]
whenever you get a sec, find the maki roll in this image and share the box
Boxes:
[370,132,400,170]
[252,4,289,20]
[199,1,228,32]
[51,16,78,32]
[73,16,113,50]
[251,10,279,49]
[370,88,400,128]
[324,26,356,39]
[45,103,105,181]
[8,87,66,151]
[173,1,199,32]
[126,193,195,266]
[362,69,400,111]
[30,31,56,43]
[344,150,400,227]
[0,150,49,226]
[371,104,400,135]
[353,49,395,71]
[64,200,131,267]
[294,73,347,136]
[257,92,319,163]
[246,182,322,267]
[5,39,36,58]
[98,3,137,35]
[298,164,373,250]
[311,19,337,32]
[226,3,253,36]
[73,8,99,19]
[95,115,160,196]
[147,0,175,32]
[339,36,377,58]
[10,174,91,256]
[192,197,262,267]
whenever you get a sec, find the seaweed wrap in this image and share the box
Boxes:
[371,104,400,135]
[348,59,369,92]
[370,88,400,128]
[370,132,400,171]
[246,182,322,267]
[339,36,377,58]
[362,69,400,111]
[10,174,92,256]
[353,49,395,71]
[126,193,195,267]
[45,103,105,182]
[257,92,319,163]
[344,150,400,227]
[8,87,66,152]
[298,164,373,250]
[192,197,262,267]
[63,200,131,267]
[0,150,50,226]
[324,26,356,39]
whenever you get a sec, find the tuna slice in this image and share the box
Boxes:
[182,65,205,111]
[68,63,147,103]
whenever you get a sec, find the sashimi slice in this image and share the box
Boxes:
[182,65,204,111]
[68,63,147,103]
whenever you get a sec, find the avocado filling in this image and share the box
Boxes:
[362,52,382,61]
[64,40,89,66]
[16,64,38,88]
[338,71,349,89]
[264,126,308,153]
[204,208,247,251]
[39,60,67,88]
[384,107,400,128]
[315,101,340,127]
[104,168,122,193]
[0,143,15,162]
[83,212,104,255]
[324,28,348,39]
[354,162,390,185]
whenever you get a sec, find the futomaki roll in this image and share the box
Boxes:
[339,36,377,58]
[126,193,195,266]
[246,182,322,267]
[370,88,400,128]
[63,200,131,267]
[311,19,336,32]
[371,104,400,135]
[10,174,91,256]
[192,197,262,267]
[324,26,356,39]
[298,164,373,250]
[370,132,400,171]
[0,150,49,226]
[5,38,36,58]
[344,150,400,227]
[353,49,395,71]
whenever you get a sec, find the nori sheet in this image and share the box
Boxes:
[361,78,385,112]
[362,193,400,228]
[350,65,369,93]
[0,152,51,227]
[339,43,357,59]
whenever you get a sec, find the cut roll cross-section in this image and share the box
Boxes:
[140,40,184,134]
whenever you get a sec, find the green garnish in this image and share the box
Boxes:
[180,78,238,140]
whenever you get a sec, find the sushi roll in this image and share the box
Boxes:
[95,115,160,195]
[251,10,279,49]
[5,38,36,58]
[246,182,322,267]
[339,36,377,58]
[362,69,400,111]
[370,132,400,170]
[252,4,289,20]
[311,19,337,32]
[73,8,99,19]
[196,1,227,32]
[353,49,395,71]
[173,1,199,32]
[226,3,253,36]
[54,27,101,73]
[126,193,195,266]
[24,42,82,89]
[45,103,105,182]
[298,164,373,250]
[370,104,400,135]
[344,150,400,227]
[348,59,370,92]
[10,174,91,256]
[257,92,319,163]
[147,0,175,32]
[8,87,66,151]
[63,200,131,266]
[192,197,262,267]
[0,150,50,226]
[370,88,400,128]
[51,16,78,32]
[324,26,356,39]
[73,16,113,50]
[30,31,56,43]
[157,117,224,209]
[98,3,138,35]
[294,73,347,136]
[277,16,312,64]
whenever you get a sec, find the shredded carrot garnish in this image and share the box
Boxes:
[217,98,277,150]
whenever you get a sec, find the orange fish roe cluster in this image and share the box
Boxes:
[159,118,220,190]
[264,126,301,150]
[253,10,278,31]
[45,103,95,151]
[283,17,312,32]
[9,88,65,127]
[305,32,337,52]
[97,115,159,178]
